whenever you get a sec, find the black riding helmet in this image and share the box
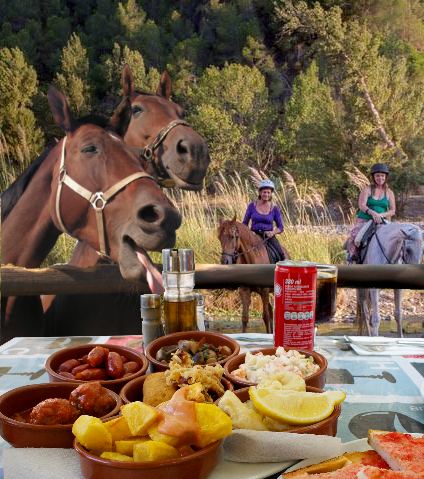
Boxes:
[370,163,390,175]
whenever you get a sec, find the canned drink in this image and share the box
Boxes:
[274,260,317,351]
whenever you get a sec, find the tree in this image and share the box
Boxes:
[55,33,91,116]
[187,63,278,181]
[0,47,44,170]
[279,61,346,196]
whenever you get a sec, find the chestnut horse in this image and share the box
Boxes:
[218,218,289,333]
[39,66,211,336]
[1,86,181,343]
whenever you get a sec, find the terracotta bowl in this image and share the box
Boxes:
[74,437,222,479]
[230,386,340,436]
[224,347,327,390]
[145,331,240,372]
[45,344,148,392]
[120,374,234,404]
[0,382,121,448]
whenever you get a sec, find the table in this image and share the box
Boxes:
[0,334,423,479]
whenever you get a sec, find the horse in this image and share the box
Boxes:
[38,65,211,336]
[357,222,423,336]
[1,85,181,343]
[218,218,290,333]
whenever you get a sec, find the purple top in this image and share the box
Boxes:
[242,202,284,232]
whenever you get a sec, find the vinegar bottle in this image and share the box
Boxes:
[162,248,197,334]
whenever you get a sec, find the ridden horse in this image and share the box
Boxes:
[218,218,289,333]
[39,66,211,336]
[1,85,181,343]
[357,223,423,336]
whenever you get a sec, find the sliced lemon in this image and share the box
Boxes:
[325,390,346,405]
[249,388,345,425]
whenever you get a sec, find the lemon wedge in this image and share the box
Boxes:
[249,388,345,425]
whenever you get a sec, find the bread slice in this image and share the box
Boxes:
[356,466,420,479]
[368,430,424,475]
[283,451,389,478]
[283,463,364,478]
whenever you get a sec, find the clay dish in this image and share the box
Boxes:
[230,386,340,436]
[224,347,327,390]
[0,382,121,448]
[120,374,234,404]
[74,437,222,479]
[45,343,148,393]
[145,331,240,372]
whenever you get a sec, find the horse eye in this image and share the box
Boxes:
[132,105,144,116]
[81,145,97,154]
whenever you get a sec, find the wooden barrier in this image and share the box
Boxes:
[1,263,423,296]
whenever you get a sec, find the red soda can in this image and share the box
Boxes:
[274,260,317,351]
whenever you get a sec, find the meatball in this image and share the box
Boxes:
[29,398,80,425]
[69,382,115,417]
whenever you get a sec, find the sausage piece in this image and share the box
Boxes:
[58,359,80,373]
[106,352,124,379]
[87,346,109,367]
[69,382,115,417]
[29,398,79,425]
[74,368,107,381]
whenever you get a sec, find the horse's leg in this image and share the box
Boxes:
[259,288,272,333]
[239,287,251,333]
[369,288,381,336]
[357,289,371,336]
[394,289,404,337]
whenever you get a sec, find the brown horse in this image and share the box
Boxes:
[218,218,290,333]
[39,66,211,336]
[1,86,181,342]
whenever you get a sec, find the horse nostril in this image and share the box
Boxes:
[176,139,190,156]
[138,204,164,224]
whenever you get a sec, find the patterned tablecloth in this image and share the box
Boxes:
[0,334,423,479]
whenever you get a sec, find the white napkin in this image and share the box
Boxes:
[223,430,343,463]
[3,448,81,479]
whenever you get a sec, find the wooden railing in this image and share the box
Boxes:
[1,263,423,296]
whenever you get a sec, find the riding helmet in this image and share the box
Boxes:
[258,179,275,191]
[370,163,390,176]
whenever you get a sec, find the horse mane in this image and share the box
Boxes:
[1,115,111,222]
[218,219,264,248]
[1,144,54,222]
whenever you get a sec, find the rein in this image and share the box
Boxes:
[138,119,189,182]
[55,136,155,258]
[221,230,269,262]
[374,230,394,264]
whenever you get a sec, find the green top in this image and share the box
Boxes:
[357,194,390,220]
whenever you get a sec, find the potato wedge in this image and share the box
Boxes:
[72,415,112,452]
[121,401,159,436]
[133,440,179,462]
[100,452,134,462]
[115,438,149,456]
[194,403,232,447]
[103,416,132,441]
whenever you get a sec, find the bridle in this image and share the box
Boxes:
[55,136,155,258]
[221,226,268,263]
[137,119,189,182]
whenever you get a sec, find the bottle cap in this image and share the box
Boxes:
[162,248,195,273]
[140,294,161,309]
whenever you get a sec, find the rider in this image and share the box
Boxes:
[242,178,286,263]
[346,163,396,263]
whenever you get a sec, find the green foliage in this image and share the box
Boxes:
[280,61,345,196]
[187,63,278,181]
[0,47,44,174]
[55,33,91,116]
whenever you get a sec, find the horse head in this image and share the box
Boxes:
[122,66,210,190]
[218,217,240,265]
[47,86,181,290]
[364,223,423,265]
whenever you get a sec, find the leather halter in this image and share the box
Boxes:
[138,119,189,181]
[55,136,154,258]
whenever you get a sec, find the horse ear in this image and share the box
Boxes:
[121,63,134,97]
[47,85,74,132]
[108,96,132,137]
[156,71,172,99]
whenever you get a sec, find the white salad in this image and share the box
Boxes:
[232,347,320,383]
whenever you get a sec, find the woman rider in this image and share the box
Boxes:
[346,163,396,262]
[242,179,286,263]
